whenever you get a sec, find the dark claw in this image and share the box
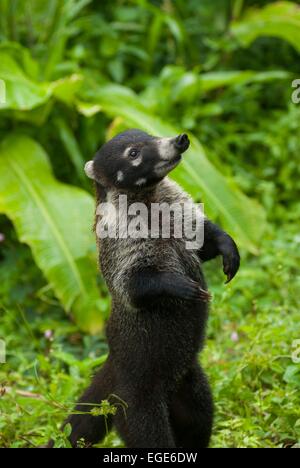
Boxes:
[181,280,212,303]
[190,281,212,302]
[224,263,232,283]
[199,287,212,302]
[223,252,240,284]
[225,275,232,285]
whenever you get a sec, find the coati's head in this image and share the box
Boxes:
[84,129,190,191]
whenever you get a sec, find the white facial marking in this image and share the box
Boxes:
[117,171,124,182]
[135,177,147,186]
[131,154,143,167]
[124,148,143,167]
[84,160,95,179]
[157,137,176,161]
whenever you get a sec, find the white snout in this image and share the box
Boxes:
[157,137,177,161]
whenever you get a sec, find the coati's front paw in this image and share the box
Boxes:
[219,237,240,283]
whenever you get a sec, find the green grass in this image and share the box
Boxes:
[1,226,299,448]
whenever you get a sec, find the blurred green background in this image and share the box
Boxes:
[0,0,300,448]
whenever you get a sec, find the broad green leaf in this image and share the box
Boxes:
[0,52,51,110]
[0,50,82,110]
[0,135,103,333]
[199,70,290,92]
[172,70,290,103]
[50,74,83,105]
[231,1,300,52]
[140,66,290,110]
[78,85,266,254]
[0,41,40,80]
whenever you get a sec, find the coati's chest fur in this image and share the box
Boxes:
[96,178,205,306]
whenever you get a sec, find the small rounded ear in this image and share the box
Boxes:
[84,161,95,180]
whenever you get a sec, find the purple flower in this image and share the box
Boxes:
[0,233,5,243]
[230,331,239,342]
[44,330,53,340]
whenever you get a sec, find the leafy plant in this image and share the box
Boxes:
[231,1,300,52]
[0,0,300,448]
[0,135,103,333]
[0,49,82,110]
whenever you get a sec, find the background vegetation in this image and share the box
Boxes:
[0,0,300,448]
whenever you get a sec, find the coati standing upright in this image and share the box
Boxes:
[65,130,240,448]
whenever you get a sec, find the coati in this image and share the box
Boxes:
[65,130,240,448]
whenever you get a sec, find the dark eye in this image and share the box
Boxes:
[129,149,139,159]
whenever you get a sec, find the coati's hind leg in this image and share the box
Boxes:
[66,357,115,448]
[113,380,176,448]
[169,363,213,448]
